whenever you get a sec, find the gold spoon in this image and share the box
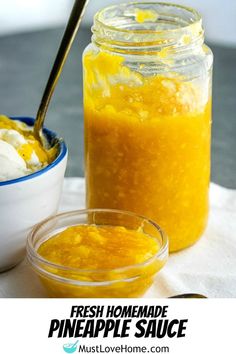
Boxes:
[169,293,207,299]
[34,0,89,147]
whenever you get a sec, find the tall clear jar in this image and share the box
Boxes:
[83,2,213,252]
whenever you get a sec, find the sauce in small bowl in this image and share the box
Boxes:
[27,209,168,298]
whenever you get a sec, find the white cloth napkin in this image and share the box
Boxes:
[1,178,236,298]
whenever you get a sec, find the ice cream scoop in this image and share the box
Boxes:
[0,115,55,182]
[0,140,27,180]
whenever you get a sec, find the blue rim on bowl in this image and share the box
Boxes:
[0,117,67,187]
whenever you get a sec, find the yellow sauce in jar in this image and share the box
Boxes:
[135,9,159,23]
[37,225,166,298]
[84,51,211,252]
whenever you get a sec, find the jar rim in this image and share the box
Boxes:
[26,208,168,285]
[92,2,203,52]
[94,2,202,34]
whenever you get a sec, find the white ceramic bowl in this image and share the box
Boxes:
[0,117,68,272]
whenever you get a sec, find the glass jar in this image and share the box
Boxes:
[83,2,213,252]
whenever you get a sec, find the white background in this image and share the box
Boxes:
[0,299,235,354]
[0,0,236,46]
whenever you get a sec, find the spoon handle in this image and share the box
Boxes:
[72,340,79,348]
[169,293,207,299]
[34,0,89,140]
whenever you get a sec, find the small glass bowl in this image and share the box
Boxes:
[27,209,168,298]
